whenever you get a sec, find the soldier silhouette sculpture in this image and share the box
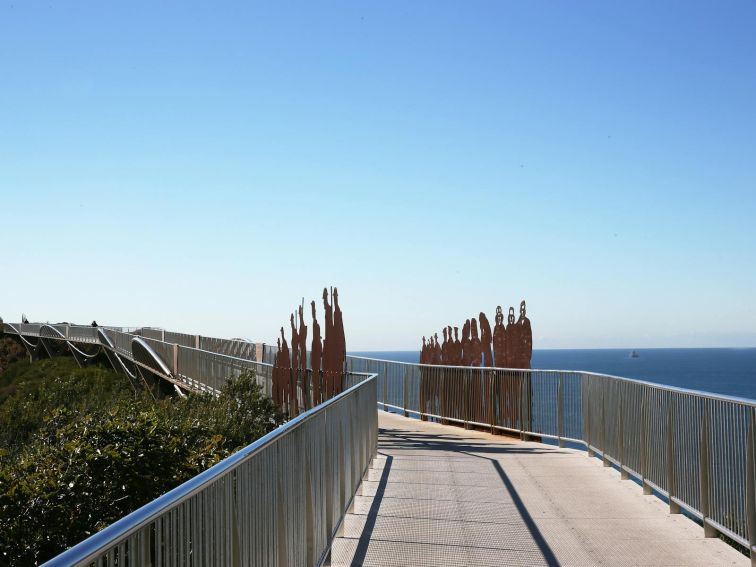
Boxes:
[479,312,493,368]
[516,301,533,370]
[310,301,322,405]
[493,306,507,368]
[333,288,346,395]
[271,287,346,417]
[279,327,291,411]
[416,300,533,429]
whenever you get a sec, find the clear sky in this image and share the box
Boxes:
[1,1,755,350]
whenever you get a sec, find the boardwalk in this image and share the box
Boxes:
[331,412,748,566]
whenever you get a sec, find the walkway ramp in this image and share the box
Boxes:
[331,412,748,566]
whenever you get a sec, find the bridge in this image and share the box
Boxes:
[2,321,754,566]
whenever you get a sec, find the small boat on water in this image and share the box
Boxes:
[629,350,640,358]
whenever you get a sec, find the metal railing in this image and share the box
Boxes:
[43,372,378,567]
[5,321,754,559]
[3,322,378,565]
[346,355,756,557]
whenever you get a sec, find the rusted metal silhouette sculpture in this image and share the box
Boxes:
[461,320,472,366]
[415,300,533,430]
[479,312,493,368]
[469,318,482,368]
[333,288,346,395]
[289,314,301,415]
[322,288,335,398]
[310,301,322,405]
[298,305,308,372]
[516,301,533,370]
[417,300,532,369]
[505,306,518,368]
[493,306,507,368]
[432,332,442,365]
[279,327,291,411]
[441,328,449,364]
[273,337,282,407]
[273,287,347,415]
[453,326,461,365]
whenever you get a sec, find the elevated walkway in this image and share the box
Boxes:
[331,412,747,566]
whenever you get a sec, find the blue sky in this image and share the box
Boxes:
[1,1,755,350]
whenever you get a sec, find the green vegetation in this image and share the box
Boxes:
[0,355,285,565]
[0,336,27,389]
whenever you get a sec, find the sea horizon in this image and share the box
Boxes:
[350,347,756,401]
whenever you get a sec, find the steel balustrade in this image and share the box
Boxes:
[3,322,377,566]
[346,355,756,559]
[40,374,378,567]
[3,322,754,562]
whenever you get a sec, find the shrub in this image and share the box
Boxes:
[0,361,285,565]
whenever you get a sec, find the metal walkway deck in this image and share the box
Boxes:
[331,412,748,566]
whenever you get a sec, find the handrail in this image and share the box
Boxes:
[42,373,378,566]
[345,354,756,557]
[7,321,755,561]
[346,353,756,407]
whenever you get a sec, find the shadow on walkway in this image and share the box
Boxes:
[344,425,561,566]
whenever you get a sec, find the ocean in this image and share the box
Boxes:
[350,348,756,401]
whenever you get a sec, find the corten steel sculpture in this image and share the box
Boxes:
[479,312,493,368]
[297,305,308,409]
[273,337,281,407]
[441,328,449,364]
[279,327,292,412]
[504,306,521,425]
[516,301,533,369]
[505,306,518,367]
[333,288,346,395]
[432,332,442,365]
[310,301,322,405]
[298,305,308,373]
[274,287,347,415]
[493,306,507,368]
[469,318,482,368]
[453,326,461,365]
[289,314,300,415]
[417,301,533,369]
[419,336,429,419]
[416,301,533,428]
[322,288,335,398]
[461,320,472,366]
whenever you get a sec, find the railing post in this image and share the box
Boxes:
[699,404,716,537]
[195,335,200,349]
[619,386,628,479]
[465,369,473,430]
[746,409,756,567]
[172,343,179,377]
[557,374,565,447]
[641,391,652,494]
[585,374,596,457]
[518,372,526,439]
[383,362,388,411]
[489,369,496,435]
[602,385,610,467]
[667,396,681,514]
[403,365,409,417]
[420,365,427,421]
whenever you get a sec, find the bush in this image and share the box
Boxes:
[0,359,285,565]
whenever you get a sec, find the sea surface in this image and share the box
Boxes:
[350,348,756,401]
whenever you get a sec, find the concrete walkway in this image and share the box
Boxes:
[330,411,748,566]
